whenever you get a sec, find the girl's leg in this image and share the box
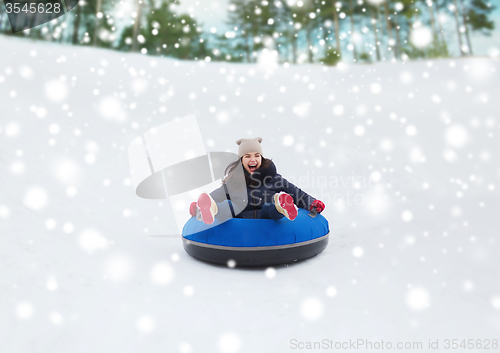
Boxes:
[197,193,241,224]
[260,202,285,221]
[214,200,241,222]
[261,193,299,221]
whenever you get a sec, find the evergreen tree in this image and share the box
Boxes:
[227,0,257,62]
[464,0,495,54]
[451,0,467,55]
[317,0,343,60]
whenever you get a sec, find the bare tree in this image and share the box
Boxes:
[333,1,342,56]
[452,0,466,56]
[349,0,357,61]
[458,0,473,54]
[131,0,143,52]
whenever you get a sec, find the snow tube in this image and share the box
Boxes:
[182,208,329,267]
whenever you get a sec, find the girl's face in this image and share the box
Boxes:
[242,152,262,174]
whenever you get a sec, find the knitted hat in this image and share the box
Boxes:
[236,137,263,158]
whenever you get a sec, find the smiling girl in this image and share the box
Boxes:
[189,137,325,224]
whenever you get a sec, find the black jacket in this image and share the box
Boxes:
[210,160,316,219]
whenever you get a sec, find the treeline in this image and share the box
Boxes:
[222,0,495,64]
[0,0,209,59]
[0,0,495,64]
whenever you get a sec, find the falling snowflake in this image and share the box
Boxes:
[265,267,276,279]
[406,287,430,311]
[23,186,49,210]
[326,286,337,297]
[300,298,324,320]
[410,27,433,49]
[151,262,174,285]
[401,211,413,222]
[218,332,242,353]
[106,254,133,282]
[78,228,109,253]
[352,246,364,258]
[16,302,34,320]
[136,315,155,333]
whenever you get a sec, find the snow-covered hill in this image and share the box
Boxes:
[1,35,499,352]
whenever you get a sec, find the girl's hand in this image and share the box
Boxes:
[310,200,325,213]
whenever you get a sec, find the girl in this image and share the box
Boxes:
[189,137,325,224]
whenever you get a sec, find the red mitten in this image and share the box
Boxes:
[310,200,325,213]
[189,202,198,217]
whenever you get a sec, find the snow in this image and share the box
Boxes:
[16,302,34,320]
[300,297,324,320]
[1,34,500,351]
[406,287,431,311]
[22,186,49,210]
[445,124,469,148]
[325,285,338,298]
[137,315,156,333]
[410,27,433,49]
[352,246,364,258]
[492,297,500,310]
[106,254,134,281]
[218,332,242,353]
[150,262,175,285]
[283,134,294,146]
[183,285,195,297]
[46,277,58,291]
[265,267,277,279]
[45,79,69,102]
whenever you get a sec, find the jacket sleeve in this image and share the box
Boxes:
[276,174,316,210]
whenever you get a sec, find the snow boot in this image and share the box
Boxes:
[197,193,218,225]
[189,202,198,217]
[274,192,298,221]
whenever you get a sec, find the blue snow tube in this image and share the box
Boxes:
[182,209,329,267]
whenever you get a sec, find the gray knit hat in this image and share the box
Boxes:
[236,137,263,158]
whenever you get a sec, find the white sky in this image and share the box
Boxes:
[176,0,230,30]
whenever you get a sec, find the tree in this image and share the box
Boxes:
[333,1,342,56]
[464,0,496,54]
[279,0,300,63]
[318,1,344,59]
[227,0,279,62]
[208,33,245,62]
[416,0,448,57]
[349,0,358,61]
[131,0,146,52]
[117,0,205,59]
[382,0,396,59]
[72,2,83,44]
[432,0,449,55]
[293,0,320,63]
[451,0,466,55]
[366,3,382,62]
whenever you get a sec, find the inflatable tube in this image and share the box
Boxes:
[182,209,329,267]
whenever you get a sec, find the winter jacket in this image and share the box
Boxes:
[210,160,316,219]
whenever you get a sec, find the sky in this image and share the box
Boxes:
[176,0,500,57]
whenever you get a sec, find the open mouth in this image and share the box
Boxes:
[248,164,258,172]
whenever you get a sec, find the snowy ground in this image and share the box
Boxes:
[1,35,500,353]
